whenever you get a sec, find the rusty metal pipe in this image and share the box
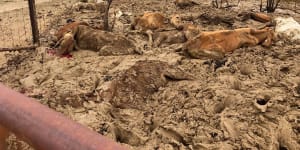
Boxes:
[0,84,127,150]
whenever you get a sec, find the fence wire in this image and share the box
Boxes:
[35,0,77,43]
[0,0,77,50]
[0,0,33,49]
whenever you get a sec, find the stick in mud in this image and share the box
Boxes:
[0,45,37,52]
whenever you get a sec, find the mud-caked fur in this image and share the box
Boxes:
[73,25,138,56]
[184,27,276,59]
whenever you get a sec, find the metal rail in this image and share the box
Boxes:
[0,83,127,150]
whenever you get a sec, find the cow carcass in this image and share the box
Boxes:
[183,27,276,59]
[131,13,201,47]
[54,22,138,56]
[275,17,300,43]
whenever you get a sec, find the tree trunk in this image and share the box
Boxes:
[104,0,113,31]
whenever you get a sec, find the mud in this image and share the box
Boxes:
[0,0,299,149]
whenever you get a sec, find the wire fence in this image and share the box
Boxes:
[35,0,77,42]
[0,0,76,51]
[0,0,33,49]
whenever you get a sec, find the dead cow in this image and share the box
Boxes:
[132,12,201,47]
[55,22,138,56]
[131,12,169,31]
[275,17,300,43]
[131,12,178,47]
[54,21,89,42]
[170,14,201,40]
[251,13,272,23]
[150,14,201,47]
[184,27,276,59]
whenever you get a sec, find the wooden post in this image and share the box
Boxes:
[28,0,40,45]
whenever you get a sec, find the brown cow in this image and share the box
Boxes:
[251,12,272,23]
[183,27,276,59]
[132,13,201,47]
[131,12,178,47]
[131,12,169,31]
[54,23,139,56]
[54,21,89,42]
[170,14,201,40]
[149,14,201,47]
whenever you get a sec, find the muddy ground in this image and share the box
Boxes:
[0,0,299,149]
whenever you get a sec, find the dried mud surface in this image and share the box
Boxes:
[0,0,300,149]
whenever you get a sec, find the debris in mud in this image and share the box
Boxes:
[174,0,199,9]
[199,13,235,27]
[72,1,106,12]
[293,83,300,97]
[97,60,193,109]
[254,95,271,112]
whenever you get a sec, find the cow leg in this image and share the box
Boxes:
[250,28,274,47]
[238,29,261,47]
[0,125,9,150]
[56,32,75,56]
[261,33,273,47]
[145,30,154,48]
[240,35,259,47]
[261,28,275,47]
[153,32,168,47]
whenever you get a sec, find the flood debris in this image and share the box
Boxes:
[174,0,199,9]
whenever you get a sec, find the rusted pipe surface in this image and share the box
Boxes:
[0,83,127,150]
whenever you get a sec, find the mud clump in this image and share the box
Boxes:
[98,60,193,109]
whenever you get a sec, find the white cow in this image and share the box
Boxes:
[275,17,300,43]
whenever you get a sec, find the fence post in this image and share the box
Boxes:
[28,0,40,45]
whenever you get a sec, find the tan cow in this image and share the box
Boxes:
[183,27,276,59]
[131,12,169,31]
[150,14,201,47]
[170,14,201,40]
[132,13,201,47]
[54,21,89,42]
